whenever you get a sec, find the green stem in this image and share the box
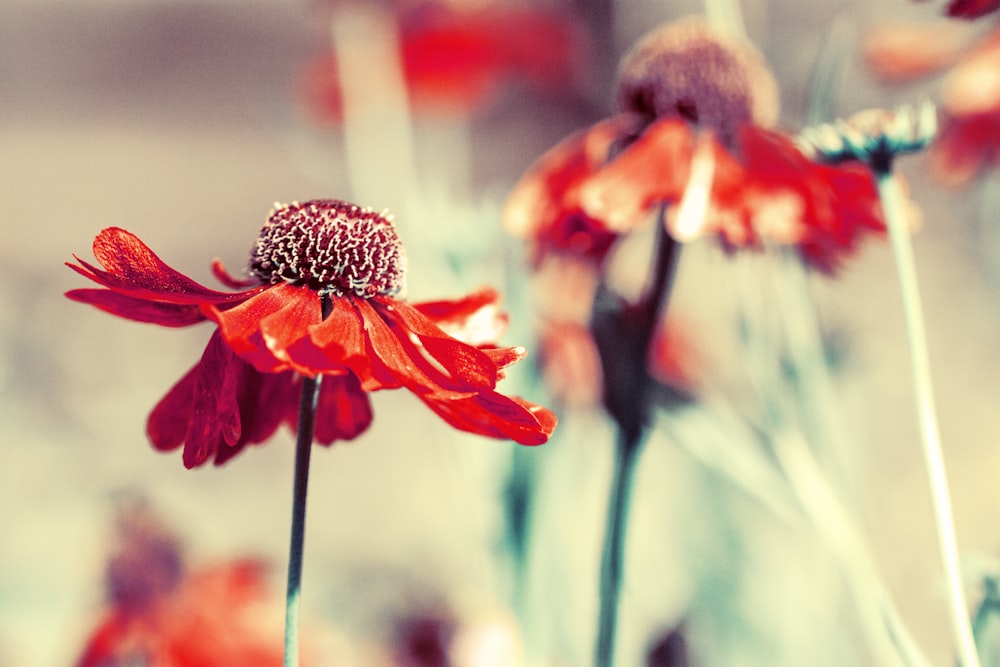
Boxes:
[876,169,980,667]
[284,373,322,667]
[595,432,642,667]
[284,297,332,667]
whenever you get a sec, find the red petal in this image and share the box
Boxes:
[379,298,499,390]
[481,345,527,370]
[580,118,695,232]
[212,259,260,289]
[503,114,641,238]
[69,228,260,305]
[354,298,475,399]
[419,391,556,445]
[147,332,244,468]
[66,288,207,327]
[205,284,317,374]
[299,297,374,377]
[412,287,508,344]
[313,373,374,444]
[946,0,1000,19]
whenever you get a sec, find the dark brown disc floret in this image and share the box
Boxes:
[250,199,407,298]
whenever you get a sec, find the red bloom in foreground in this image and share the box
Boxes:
[67,199,555,468]
[503,18,887,274]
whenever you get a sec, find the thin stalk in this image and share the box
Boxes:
[595,433,642,667]
[284,297,332,667]
[876,169,980,667]
[591,214,679,667]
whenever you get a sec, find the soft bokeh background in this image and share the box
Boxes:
[3,0,1000,665]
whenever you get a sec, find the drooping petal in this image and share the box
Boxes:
[313,373,374,445]
[579,117,696,232]
[419,391,557,445]
[205,284,318,374]
[65,288,207,327]
[378,298,499,390]
[69,227,261,305]
[353,298,476,399]
[213,370,300,466]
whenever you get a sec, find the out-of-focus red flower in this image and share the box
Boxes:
[933,29,1000,183]
[863,22,970,82]
[866,19,1000,185]
[76,501,293,667]
[943,0,1000,19]
[503,18,887,275]
[300,3,585,122]
[66,199,555,468]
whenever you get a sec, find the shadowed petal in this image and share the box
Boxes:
[66,288,207,327]
[314,373,374,445]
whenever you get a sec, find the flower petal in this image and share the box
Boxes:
[419,391,557,445]
[580,117,695,232]
[66,288,207,327]
[205,284,317,374]
[69,227,260,305]
[354,298,476,399]
[378,298,499,390]
[147,332,242,469]
[314,373,374,444]
[412,287,508,345]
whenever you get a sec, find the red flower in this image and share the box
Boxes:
[943,0,1000,19]
[300,3,584,121]
[67,199,555,468]
[76,500,301,667]
[503,18,886,275]
[932,29,1000,183]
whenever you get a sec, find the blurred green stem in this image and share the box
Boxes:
[876,167,980,667]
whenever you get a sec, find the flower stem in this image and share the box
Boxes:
[284,373,322,667]
[876,168,980,667]
[591,213,678,667]
[595,431,642,667]
[284,296,332,667]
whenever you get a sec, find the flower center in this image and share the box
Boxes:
[615,17,779,146]
[249,199,407,298]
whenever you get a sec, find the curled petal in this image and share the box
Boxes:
[419,391,557,445]
[379,298,499,389]
[66,288,206,327]
[69,227,260,305]
[354,298,478,399]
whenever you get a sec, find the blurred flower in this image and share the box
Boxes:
[76,499,293,667]
[300,2,585,121]
[504,17,889,274]
[67,199,556,468]
[941,0,1000,19]
[866,19,1000,184]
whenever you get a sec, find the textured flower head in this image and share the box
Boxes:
[615,16,779,146]
[67,199,555,468]
[250,200,406,298]
[797,101,938,171]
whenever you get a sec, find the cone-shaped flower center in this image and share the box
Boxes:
[615,17,779,146]
[250,199,407,298]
